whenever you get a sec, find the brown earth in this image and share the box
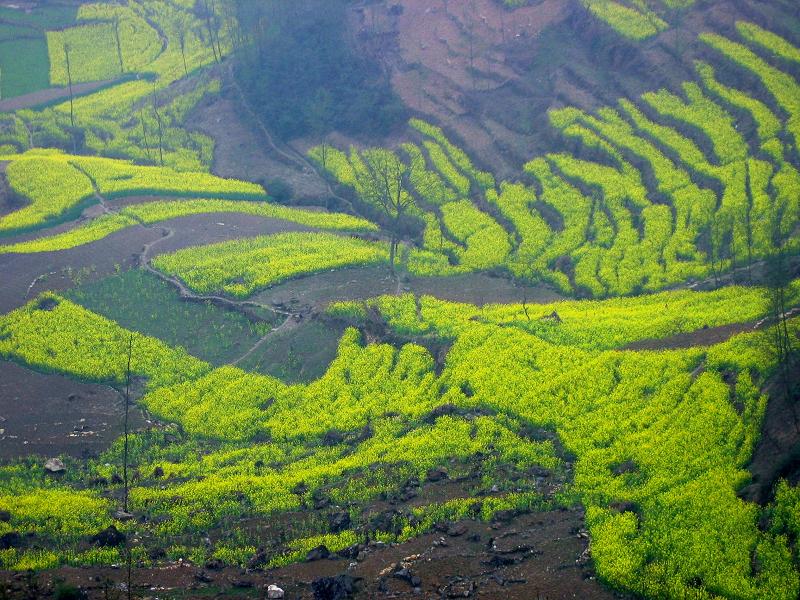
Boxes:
[188,78,329,201]
[345,0,793,177]
[0,507,625,600]
[0,80,113,113]
[0,212,316,314]
[0,360,146,461]
[623,320,759,351]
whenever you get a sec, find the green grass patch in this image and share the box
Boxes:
[0,38,50,99]
[237,318,347,383]
[0,5,77,29]
[65,269,277,366]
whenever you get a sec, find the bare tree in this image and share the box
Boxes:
[354,149,414,273]
[64,42,75,128]
[139,107,152,162]
[765,244,795,408]
[196,0,219,63]
[151,85,164,166]
[318,141,329,169]
[122,334,133,513]
[113,16,125,74]
[177,28,189,76]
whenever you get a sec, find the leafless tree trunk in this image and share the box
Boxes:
[355,150,415,274]
[178,29,188,76]
[139,108,152,162]
[114,16,125,74]
[123,334,133,513]
[64,42,75,128]
[151,87,164,166]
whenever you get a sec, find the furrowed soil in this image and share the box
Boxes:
[3,504,624,600]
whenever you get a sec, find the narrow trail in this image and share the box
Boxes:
[229,315,300,366]
[24,272,58,299]
[227,63,403,293]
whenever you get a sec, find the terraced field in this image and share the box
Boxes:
[0,2,799,599]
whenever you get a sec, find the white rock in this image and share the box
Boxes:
[44,458,66,473]
[267,584,284,599]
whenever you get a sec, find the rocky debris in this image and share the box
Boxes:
[369,509,404,536]
[491,509,516,522]
[313,493,331,510]
[113,510,134,521]
[231,579,254,588]
[484,554,516,567]
[312,574,360,600]
[609,501,639,515]
[392,567,422,588]
[426,467,449,482]
[529,465,552,477]
[542,310,562,323]
[248,548,269,570]
[306,544,332,561]
[0,531,21,550]
[36,297,59,311]
[267,583,285,598]
[194,571,213,583]
[148,547,167,561]
[611,460,638,476]
[329,510,351,533]
[91,525,125,547]
[338,543,361,559]
[67,393,80,402]
[443,577,475,597]
[43,457,66,473]
[446,522,468,537]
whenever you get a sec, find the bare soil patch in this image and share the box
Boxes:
[142,212,315,258]
[408,272,563,306]
[0,360,145,461]
[252,266,398,313]
[0,80,112,112]
[1,506,623,600]
[623,321,758,351]
[188,87,328,201]
[0,225,160,314]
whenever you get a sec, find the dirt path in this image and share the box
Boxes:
[0,80,112,112]
[230,314,301,366]
[624,306,800,352]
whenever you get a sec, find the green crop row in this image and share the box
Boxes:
[438,200,511,270]
[409,119,495,190]
[641,82,748,166]
[151,232,390,298]
[338,280,798,351]
[0,150,267,235]
[694,61,782,146]
[0,285,797,596]
[736,21,800,65]
[0,198,377,255]
[338,294,800,599]
[0,155,95,234]
[0,293,210,388]
[701,28,800,149]
[582,1,668,40]
[1,0,228,171]
[47,4,162,86]
[401,142,458,205]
